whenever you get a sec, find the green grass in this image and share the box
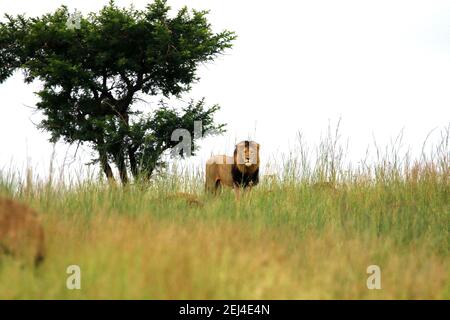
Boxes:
[0,130,448,299]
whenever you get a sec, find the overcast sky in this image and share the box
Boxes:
[1,0,449,179]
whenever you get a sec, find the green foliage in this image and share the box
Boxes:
[0,0,235,183]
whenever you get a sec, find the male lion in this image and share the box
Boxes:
[205,140,260,199]
[0,197,45,266]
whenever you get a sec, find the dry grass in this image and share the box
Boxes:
[0,213,447,299]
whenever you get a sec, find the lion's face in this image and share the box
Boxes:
[234,140,260,173]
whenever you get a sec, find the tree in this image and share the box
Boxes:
[0,0,235,183]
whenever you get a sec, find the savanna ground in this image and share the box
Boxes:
[0,129,448,299]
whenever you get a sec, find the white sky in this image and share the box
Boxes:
[1,0,449,179]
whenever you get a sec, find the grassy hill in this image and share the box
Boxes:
[0,135,448,299]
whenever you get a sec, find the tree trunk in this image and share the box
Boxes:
[114,150,129,185]
[116,111,130,184]
[99,149,115,183]
[128,147,139,179]
[145,167,154,181]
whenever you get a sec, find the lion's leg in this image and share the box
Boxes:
[233,185,241,201]
[205,180,213,194]
[205,176,218,195]
[213,179,222,195]
[243,186,251,198]
[242,181,256,198]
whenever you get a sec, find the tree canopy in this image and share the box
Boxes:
[0,0,235,183]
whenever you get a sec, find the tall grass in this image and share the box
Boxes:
[0,126,448,299]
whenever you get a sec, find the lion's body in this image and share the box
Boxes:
[0,197,45,265]
[205,155,236,192]
[205,141,260,198]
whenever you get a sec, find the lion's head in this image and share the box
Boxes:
[233,140,260,177]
